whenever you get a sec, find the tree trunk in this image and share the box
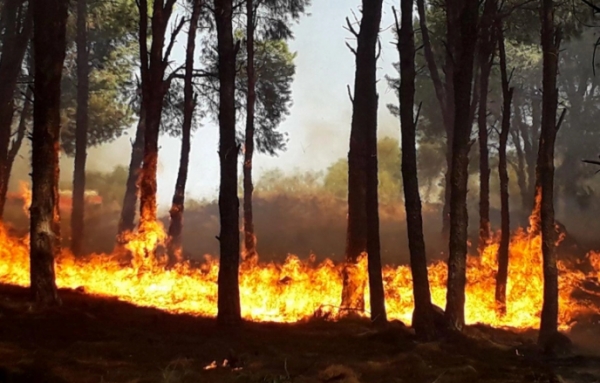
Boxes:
[242,0,257,263]
[510,123,528,216]
[30,0,69,306]
[167,0,202,263]
[117,110,145,241]
[138,0,173,231]
[116,0,151,243]
[528,97,541,202]
[538,0,561,349]
[396,1,436,340]
[366,103,386,327]
[214,0,241,326]
[476,0,496,254]
[415,0,454,242]
[444,0,479,332]
[0,0,32,217]
[0,84,31,215]
[496,24,512,314]
[70,0,89,257]
[442,151,452,242]
[341,0,385,317]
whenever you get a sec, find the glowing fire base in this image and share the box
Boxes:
[1,216,599,330]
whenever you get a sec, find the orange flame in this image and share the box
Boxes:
[18,181,31,217]
[1,187,598,328]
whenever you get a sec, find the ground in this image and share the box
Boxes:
[0,284,598,383]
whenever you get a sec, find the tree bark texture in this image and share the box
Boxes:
[476,0,496,255]
[214,0,242,326]
[444,0,479,332]
[71,0,89,257]
[510,117,528,216]
[342,0,384,318]
[416,0,454,242]
[397,0,436,340]
[30,0,69,306]
[167,0,202,262]
[538,0,561,349]
[0,84,31,215]
[138,0,174,230]
[117,109,145,241]
[0,0,32,217]
[496,25,513,314]
[242,0,257,263]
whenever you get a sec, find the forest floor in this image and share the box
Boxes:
[0,284,599,383]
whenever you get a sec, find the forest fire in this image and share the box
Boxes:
[0,189,598,329]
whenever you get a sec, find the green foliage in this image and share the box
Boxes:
[199,33,296,155]
[386,0,600,208]
[322,159,346,199]
[60,0,138,156]
[323,137,403,205]
[58,165,128,205]
[255,168,324,196]
[85,166,128,204]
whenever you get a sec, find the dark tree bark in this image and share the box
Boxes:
[70,0,89,257]
[30,0,69,306]
[496,24,513,314]
[167,0,202,262]
[510,121,528,215]
[242,0,257,263]
[366,100,386,324]
[138,0,175,231]
[528,97,541,203]
[0,83,31,212]
[538,0,562,349]
[0,0,32,217]
[341,0,385,318]
[444,0,479,332]
[416,0,454,241]
[117,110,145,241]
[395,2,436,340]
[214,0,242,326]
[476,0,496,255]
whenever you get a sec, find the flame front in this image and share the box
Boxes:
[0,218,598,328]
[1,185,598,328]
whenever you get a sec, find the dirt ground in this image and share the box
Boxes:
[0,284,598,383]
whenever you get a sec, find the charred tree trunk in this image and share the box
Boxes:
[366,120,386,326]
[1,83,32,209]
[396,2,436,340]
[167,0,202,262]
[477,68,491,255]
[444,0,479,332]
[242,0,257,263]
[442,148,452,241]
[538,0,562,349]
[341,0,384,317]
[30,0,69,306]
[476,0,496,255]
[510,123,528,215]
[0,0,32,217]
[70,0,89,257]
[496,24,512,313]
[116,0,152,242]
[416,0,454,242]
[364,0,386,327]
[214,0,241,326]
[138,0,174,230]
[117,110,145,241]
[528,97,541,204]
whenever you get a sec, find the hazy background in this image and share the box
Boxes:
[4,0,600,265]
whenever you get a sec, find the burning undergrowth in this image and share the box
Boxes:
[0,204,599,329]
